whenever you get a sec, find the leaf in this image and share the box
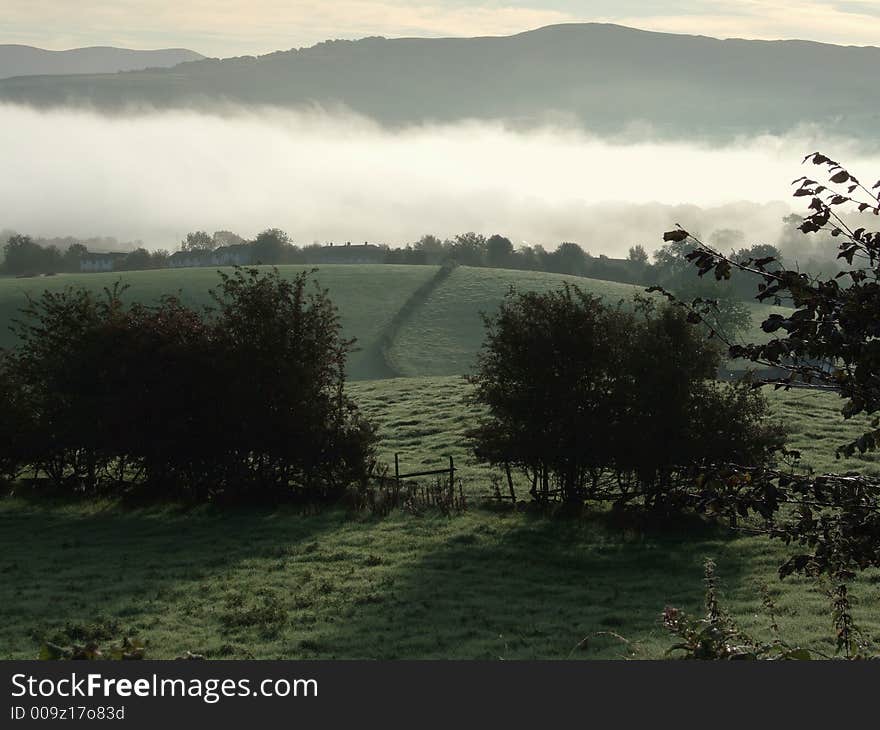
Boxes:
[782,648,813,660]
[663,229,689,243]
[831,171,850,184]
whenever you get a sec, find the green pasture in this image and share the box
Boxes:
[1,378,877,661]
[2,263,865,661]
[0,266,437,380]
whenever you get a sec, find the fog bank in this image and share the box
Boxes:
[2,103,876,256]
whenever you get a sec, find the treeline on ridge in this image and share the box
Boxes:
[2,226,801,306]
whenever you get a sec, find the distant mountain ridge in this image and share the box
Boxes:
[0,45,203,79]
[0,23,877,140]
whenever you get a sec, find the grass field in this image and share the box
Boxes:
[0,265,790,382]
[0,266,438,380]
[2,265,852,661]
[349,376,878,491]
[388,266,786,376]
[1,376,877,661]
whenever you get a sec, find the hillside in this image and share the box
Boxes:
[0,24,878,140]
[389,266,786,377]
[0,264,786,380]
[0,45,203,80]
[0,266,438,381]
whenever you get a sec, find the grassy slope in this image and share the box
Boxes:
[0,266,438,381]
[2,377,877,660]
[390,266,786,377]
[0,265,786,380]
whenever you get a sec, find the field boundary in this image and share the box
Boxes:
[375,261,458,377]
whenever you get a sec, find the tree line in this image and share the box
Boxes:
[2,227,781,310]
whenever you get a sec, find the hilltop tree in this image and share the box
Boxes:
[181,230,213,252]
[252,228,291,264]
[413,234,446,264]
[449,232,487,267]
[486,234,514,268]
[627,244,649,265]
[547,242,588,276]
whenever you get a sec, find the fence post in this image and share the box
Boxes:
[448,455,455,494]
[394,453,400,490]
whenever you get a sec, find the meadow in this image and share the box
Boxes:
[1,378,877,660]
[2,263,870,661]
[0,266,438,380]
[0,264,785,381]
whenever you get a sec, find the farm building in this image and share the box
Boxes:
[168,245,253,269]
[79,252,128,272]
[310,242,385,264]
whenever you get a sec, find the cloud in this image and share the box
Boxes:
[3,103,877,257]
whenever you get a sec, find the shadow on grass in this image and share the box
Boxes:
[0,494,759,660]
[308,508,750,660]
[0,495,340,659]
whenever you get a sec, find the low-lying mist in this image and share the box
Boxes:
[2,103,877,258]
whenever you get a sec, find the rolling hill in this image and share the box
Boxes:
[0,264,785,382]
[0,24,878,140]
[0,45,203,80]
[0,266,438,381]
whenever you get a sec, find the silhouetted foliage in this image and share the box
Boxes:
[0,268,376,502]
[180,230,213,252]
[467,285,783,506]
[663,154,880,456]
[654,154,880,591]
[2,234,61,275]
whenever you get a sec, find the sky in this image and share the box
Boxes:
[2,1,880,57]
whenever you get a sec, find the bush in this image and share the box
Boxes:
[0,352,32,482]
[468,285,784,507]
[0,268,377,502]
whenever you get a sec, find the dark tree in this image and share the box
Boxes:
[467,286,781,505]
[181,231,213,252]
[252,228,291,264]
[486,234,514,269]
[62,243,88,272]
[1,268,376,502]
[627,244,649,265]
[119,247,154,271]
[2,234,61,275]
[449,232,487,267]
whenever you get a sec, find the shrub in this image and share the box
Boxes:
[0,352,32,482]
[0,268,377,502]
[468,285,784,507]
